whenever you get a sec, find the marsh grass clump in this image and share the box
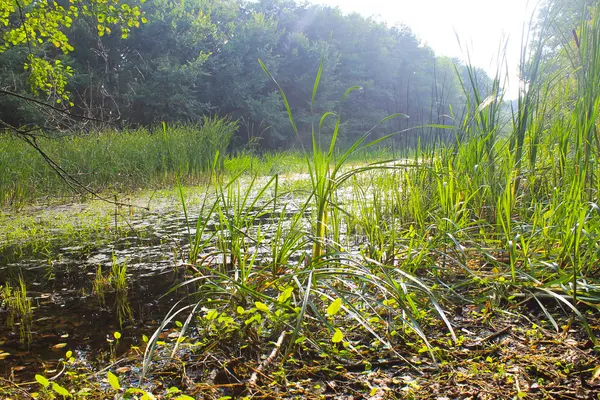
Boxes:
[92,265,109,306]
[1,278,33,345]
[91,257,132,326]
[109,257,133,326]
[140,59,457,380]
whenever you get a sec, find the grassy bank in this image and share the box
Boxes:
[1,117,238,206]
[0,118,403,208]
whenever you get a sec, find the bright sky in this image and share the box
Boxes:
[309,0,538,99]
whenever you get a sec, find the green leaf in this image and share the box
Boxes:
[35,374,50,388]
[113,331,121,340]
[255,301,270,313]
[592,365,600,382]
[205,309,218,320]
[52,382,71,397]
[76,388,93,396]
[107,371,120,391]
[326,298,342,316]
[278,287,293,303]
[294,336,307,344]
[125,388,149,396]
[332,328,344,343]
[311,56,324,111]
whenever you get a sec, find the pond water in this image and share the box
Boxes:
[0,206,190,378]
[0,185,316,381]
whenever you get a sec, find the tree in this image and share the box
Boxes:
[0,0,147,130]
[66,0,220,124]
[0,0,147,203]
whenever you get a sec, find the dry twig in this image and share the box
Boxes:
[248,330,286,387]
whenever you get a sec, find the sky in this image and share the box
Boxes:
[309,0,538,99]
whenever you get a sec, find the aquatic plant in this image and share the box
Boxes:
[1,278,33,345]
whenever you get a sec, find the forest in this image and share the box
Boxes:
[1,0,600,398]
[0,0,485,141]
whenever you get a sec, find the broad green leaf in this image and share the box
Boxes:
[35,374,49,388]
[278,287,293,303]
[592,365,600,382]
[125,388,146,394]
[205,309,218,320]
[326,298,342,316]
[294,336,307,344]
[255,301,270,312]
[76,388,92,396]
[126,388,155,399]
[332,328,343,343]
[52,382,71,397]
[107,371,120,391]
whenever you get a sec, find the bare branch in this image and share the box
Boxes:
[0,88,117,124]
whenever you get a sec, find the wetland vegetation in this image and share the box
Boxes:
[2,0,600,399]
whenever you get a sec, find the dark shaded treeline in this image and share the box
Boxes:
[0,0,492,149]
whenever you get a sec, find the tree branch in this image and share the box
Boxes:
[0,88,117,124]
[2,119,147,210]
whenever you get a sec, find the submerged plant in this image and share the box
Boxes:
[110,257,133,326]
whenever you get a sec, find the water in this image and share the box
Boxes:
[0,204,206,379]
[0,191,312,380]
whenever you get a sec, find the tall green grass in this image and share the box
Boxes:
[0,116,237,206]
[143,5,600,377]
